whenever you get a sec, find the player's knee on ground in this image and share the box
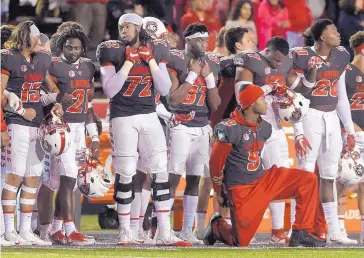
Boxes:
[113,174,134,205]
[185,175,200,196]
[151,174,170,202]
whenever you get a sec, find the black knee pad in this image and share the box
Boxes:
[113,174,134,205]
[151,174,170,202]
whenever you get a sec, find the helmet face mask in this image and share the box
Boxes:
[337,149,364,185]
[77,148,113,198]
[273,87,310,123]
[39,113,71,156]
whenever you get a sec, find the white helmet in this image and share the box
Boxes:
[77,148,113,199]
[337,149,364,185]
[39,112,71,156]
[273,86,310,123]
[142,17,167,40]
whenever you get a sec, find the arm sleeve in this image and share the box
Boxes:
[100,65,129,98]
[150,60,171,96]
[336,71,355,135]
[209,141,232,194]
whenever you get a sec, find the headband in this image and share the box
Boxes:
[30,24,40,37]
[185,32,209,39]
[354,43,364,55]
[118,13,143,27]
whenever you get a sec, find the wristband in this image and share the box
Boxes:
[204,72,216,89]
[293,122,304,137]
[88,102,93,108]
[303,77,315,89]
[185,71,198,85]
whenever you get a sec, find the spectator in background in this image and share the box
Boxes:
[338,0,364,59]
[213,26,229,56]
[0,25,15,49]
[257,0,290,50]
[67,0,108,60]
[283,0,313,48]
[181,0,222,51]
[225,0,257,44]
[106,0,134,40]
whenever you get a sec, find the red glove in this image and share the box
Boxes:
[295,135,312,158]
[174,111,196,124]
[138,44,154,63]
[125,46,140,64]
[343,134,355,153]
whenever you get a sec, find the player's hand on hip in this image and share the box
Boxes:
[295,134,312,158]
[51,103,64,117]
[174,111,195,123]
[200,60,211,78]
[125,46,140,64]
[23,108,36,121]
[343,134,355,153]
[138,43,154,63]
[90,140,100,159]
[189,59,202,74]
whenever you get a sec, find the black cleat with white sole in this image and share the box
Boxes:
[289,229,326,247]
[203,212,222,246]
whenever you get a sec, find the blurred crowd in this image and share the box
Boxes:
[1,0,363,59]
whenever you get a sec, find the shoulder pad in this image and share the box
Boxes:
[37,49,51,56]
[51,57,62,62]
[345,64,352,71]
[170,49,185,59]
[214,119,238,143]
[206,52,220,64]
[96,40,124,64]
[151,39,169,48]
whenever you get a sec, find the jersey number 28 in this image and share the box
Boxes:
[67,89,92,113]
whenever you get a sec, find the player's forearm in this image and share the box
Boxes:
[207,87,221,112]
[149,60,171,96]
[156,102,172,121]
[336,72,355,135]
[40,93,58,106]
[209,141,232,194]
[169,82,193,106]
[101,62,133,98]
[45,73,60,93]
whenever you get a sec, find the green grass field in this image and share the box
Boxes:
[2,248,364,258]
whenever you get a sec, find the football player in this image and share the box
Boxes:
[97,13,189,246]
[204,84,325,247]
[0,21,63,245]
[37,27,98,245]
[290,19,357,244]
[335,31,364,243]
[233,36,312,243]
[167,23,221,244]
[194,26,256,240]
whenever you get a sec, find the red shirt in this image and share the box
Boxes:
[181,10,222,51]
[282,0,313,33]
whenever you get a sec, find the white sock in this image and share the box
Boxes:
[154,198,171,236]
[50,217,63,235]
[195,212,207,232]
[322,202,340,236]
[169,198,175,216]
[0,204,5,235]
[182,195,198,231]
[117,203,131,230]
[64,220,76,237]
[361,215,364,233]
[19,211,32,233]
[269,201,285,230]
[338,215,345,230]
[130,192,141,237]
[31,211,38,231]
[290,199,296,226]
[4,212,15,233]
[139,189,151,231]
[40,224,51,236]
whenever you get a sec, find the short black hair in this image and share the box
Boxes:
[266,36,289,55]
[310,19,334,42]
[349,31,364,50]
[183,23,208,38]
[303,28,314,47]
[225,27,249,54]
[56,27,89,55]
[0,25,15,49]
